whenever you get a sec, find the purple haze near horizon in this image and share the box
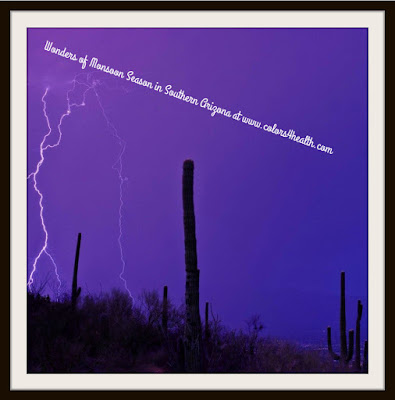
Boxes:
[27,28,367,345]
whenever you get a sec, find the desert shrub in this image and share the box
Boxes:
[27,290,341,373]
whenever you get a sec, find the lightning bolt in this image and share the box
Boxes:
[91,83,134,303]
[27,87,63,297]
[28,73,134,303]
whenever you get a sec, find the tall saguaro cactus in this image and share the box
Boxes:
[71,233,82,311]
[327,271,354,365]
[182,160,202,372]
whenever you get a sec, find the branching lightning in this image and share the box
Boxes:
[28,74,133,302]
[28,87,63,297]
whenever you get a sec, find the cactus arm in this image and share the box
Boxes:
[347,330,355,361]
[71,233,82,311]
[327,326,340,360]
[340,271,347,360]
[355,300,363,370]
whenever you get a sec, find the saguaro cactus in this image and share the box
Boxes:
[327,271,354,365]
[162,285,168,335]
[71,233,82,311]
[355,300,363,370]
[182,160,202,372]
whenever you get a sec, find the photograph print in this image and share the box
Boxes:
[26,26,369,375]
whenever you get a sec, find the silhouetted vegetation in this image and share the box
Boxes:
[27,160,367,373]
[327,272,368,371]
[27,289,361,373]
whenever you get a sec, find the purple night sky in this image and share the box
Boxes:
[27,28,367,345]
